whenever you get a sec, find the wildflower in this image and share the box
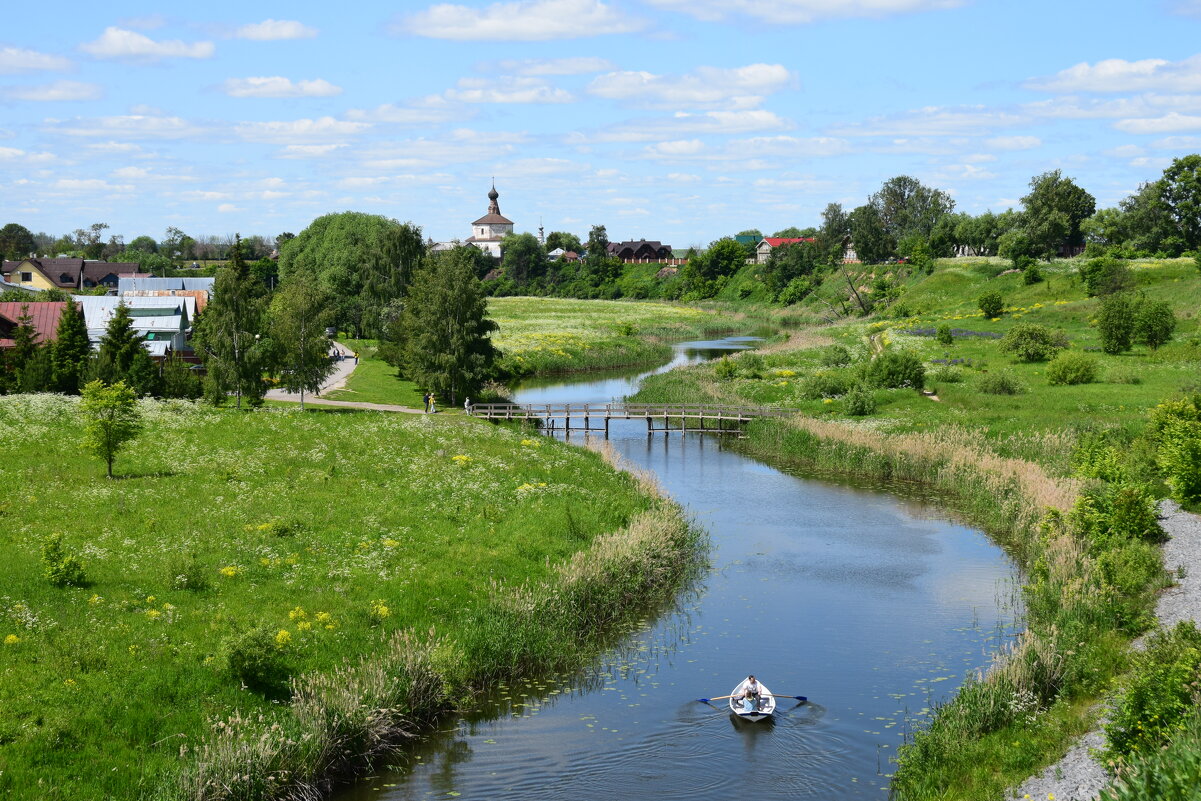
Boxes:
[88,594,104,605]
[274,629,292,649]
[368,599,391,623]
[296,620,312,632]
[4,634,19,645]
[146,595,155,603]
[451,454,472,466]
[519,438,541,448]
[382,538,400,548]
[129,644,139,656]
[260,557,272,566]
[63,678,76,687]
[145,609,161,620]
[289,606,307,621]
[219,565,240,578]
[822,398,834,404]
[315,612,332,623]
[162,603,175,611]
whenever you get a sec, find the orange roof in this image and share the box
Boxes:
[0,301,68,344]
[762,237,816,247]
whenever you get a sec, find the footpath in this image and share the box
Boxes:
[1013,500,1201,800]
[264,342,423,414]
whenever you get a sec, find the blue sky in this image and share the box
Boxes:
[3,0,1200,248]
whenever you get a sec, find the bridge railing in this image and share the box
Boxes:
[467,402,793,419]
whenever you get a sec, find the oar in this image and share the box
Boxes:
[772,694,808,702]
[697,694,736,703]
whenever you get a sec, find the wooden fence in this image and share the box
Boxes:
[468,402,791,436]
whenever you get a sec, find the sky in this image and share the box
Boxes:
[3,0,1201,249]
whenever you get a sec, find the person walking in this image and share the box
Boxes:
[422,392,430,413]
[429,393,437,414]
[464,397,472,415]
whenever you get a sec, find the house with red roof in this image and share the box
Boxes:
[754,237,816,265]
[0,302,68,349]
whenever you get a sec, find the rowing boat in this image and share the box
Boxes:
[728,677,776,722]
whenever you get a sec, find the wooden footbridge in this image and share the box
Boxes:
[467,402,792,436]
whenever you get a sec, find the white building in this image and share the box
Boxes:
[465,182,514,258]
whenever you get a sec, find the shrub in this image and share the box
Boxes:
[714,356,737,381]
[1134,299,1176,350]
[1081,257,1133,296]
[221,626,291,697]
[1158,420,1201,505]
[843,384,877,416]
[738,352,765,379]
[41,533,86,587]
[977,291,1004,318]
[167,554,211,592]
[800,370,852,400]
[1102,710,1201,801]
[1047,351,1099,385]
[819,344,851,367]
[1105,622,1201,760]
[999,323,1067,362]
[777,277,813,305]
[977,370,1026,395]
[928,365,963,383]
[1021,258,1043,284]
[1096,293,1138,354]
[935,324,953,346]
[864,350,924,390]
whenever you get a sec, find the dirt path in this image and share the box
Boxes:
[265,341,362,404]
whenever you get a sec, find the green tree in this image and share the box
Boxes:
[583,224,622,286]
[5,305,40,387]
[1096,293,1138,354]
[696,238,747,280]
[279,212,424,336]
[870,175,955,241]
[544,231,582,254]
[1158,154,1201,253]
[848,204,893,264]
[80,379,143,479]
[127,235,158,254]
[399,249,499,405]
[51,300,91,394]
[978,291,1004,318]
[737,228,763,238]
[1135,299,1176,350]
[818,203,851,263]
[1021,170,1096,259]
[763,239,824,297]
[193,236,270,408]
[999,323,1066,362]
[268,282,335,409]
[0,222,36,260]
[954,211,1001,256]
[500,232,547,284]
[95,303,145,386]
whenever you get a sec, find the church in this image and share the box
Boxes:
[464,182,514,258]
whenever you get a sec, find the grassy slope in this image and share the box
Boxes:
[0,398,654,799]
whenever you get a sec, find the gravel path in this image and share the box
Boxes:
[1011,500,1201,800]
[264,340,358,402]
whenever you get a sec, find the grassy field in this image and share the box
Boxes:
[632,256,1201,799]
[0,396,698,799]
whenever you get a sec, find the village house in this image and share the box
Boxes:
[606,240,674,262]
[0,302,68,349]
[73,295,195,358]
[754,237,816,265]
[2,258,142,291]
[117,276,215,312]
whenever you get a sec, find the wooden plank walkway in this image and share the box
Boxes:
[468,402,792,436]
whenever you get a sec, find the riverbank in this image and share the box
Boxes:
[0,395,701,800]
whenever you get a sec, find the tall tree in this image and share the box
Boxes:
[72,222,110,260]
[1022,170,1096,259]
[399,248,499,406]
[80,379,142,479]
[583,224,622,286]
[2,305,40,392]
[818,203,850,263]
[1158,154,1201,253]
[500,232,547,284]
[95,303,145,386]
[0,223,36,260]
[193,236,270,408]
[268,282,335,410]
[51,300,91,394]
[127,235,158,254]
[870,175,955,241]
[544,231,582,253]
[848,204,893,264]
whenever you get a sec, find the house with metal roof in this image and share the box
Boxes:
[754,237,816,265]
[117,276,214,312]
[606,240,674,262]
[73,295,193,356]
[0,301,68,349]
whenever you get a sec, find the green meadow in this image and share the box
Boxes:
[0,396,698,799]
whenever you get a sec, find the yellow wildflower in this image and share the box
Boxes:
[145,609,161,620]
[315,612,332,623]
[451,454,472,466]
[219,566,239,577]
[63,678,76,687]
[274,629,292,649]
[296,621,312,632]
[4,634,19,645]
[88,594,104,605]
[289,607,306,621]
[129,644,139,656]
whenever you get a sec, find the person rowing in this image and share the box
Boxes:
[740,675,762,712]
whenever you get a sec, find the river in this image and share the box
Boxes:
[339,338,1019,800]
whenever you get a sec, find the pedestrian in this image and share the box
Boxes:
[429,393,437,414]
[422,392,430,413]
[353,351,359,364]
[464,397,472,415]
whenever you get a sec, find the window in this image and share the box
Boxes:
[20,272,32,282]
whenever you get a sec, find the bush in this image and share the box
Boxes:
[1021,259,1043,284]
[221,626,292,697]
[1159,420,1201,505]
[864,350,924,390]
[41,533,87,587]
[977,370,1026,395]
[1105,622,1201,760]
[1081,257,1133,297]
[1047,351,1099,385]
[738,352,765,379]
[1134,299,1176,350]
[800,370,852,400]
[1096,293,1138,354]
[819,344,851,367]
[999,323,1067,362]
[928,365,964,383]
[935,324,953,346]
[977,291,1004,318]
[1102,711,1201,801]
[714,356,737,381]
[843,384,877,415]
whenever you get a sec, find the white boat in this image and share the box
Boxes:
[728,677,776,722]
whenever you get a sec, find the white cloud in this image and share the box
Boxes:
[346,97,469,124]
[446,76,574,103]
[234,116,371,143]
[1103,144,1146,158]
[589,64,794,109]
[50,114,206,139]
[0,146,55,163]
[667,172,702,182]
[80,27,214,61]
[643,0,963,23]
[234,19,318,40]
[831,106,1028,136]
[985,135,1041,150]
[53,178,134,192]
[1,81,102,101]
[1025,93,1201,120]
[179,190,231,201]
[221,77,343,98]
[278,144,348,158]
[931,163,997,181]
[1152,134,1201,149]
[1028,55,1201,94]
[117,15,168,30]
[86,141,143,153]
[110,166,192,181]
[594,109,790,141]
[217,203,243,213]
[645,139,705,156]
[1115,112,1201,134]
[492,57,615,76]
[733,135,851,157]
[0,46,72,74]
[401,0,646,41]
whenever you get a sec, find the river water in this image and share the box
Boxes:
[340,339,1019,800]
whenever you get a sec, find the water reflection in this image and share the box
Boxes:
[338,338,1019,801]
